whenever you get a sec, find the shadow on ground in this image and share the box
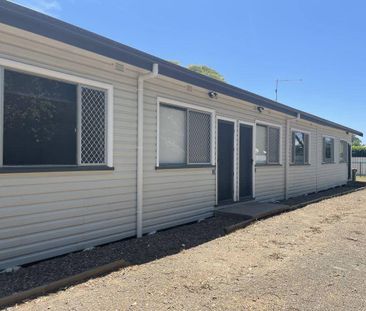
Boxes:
[1,181,365,298]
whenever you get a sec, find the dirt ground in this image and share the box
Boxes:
[6,190,366,311]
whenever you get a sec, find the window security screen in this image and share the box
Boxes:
[304,134,309,164]
[3,70,77,165]
[188,110,211,164]
[268,127,280,163]
[80,87,106,164]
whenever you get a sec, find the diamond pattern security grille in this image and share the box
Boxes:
[188,110,211,164]
[268,126,280,163]
[304,133,310,164]
[81,87,106,164]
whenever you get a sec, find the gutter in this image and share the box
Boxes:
[285,113,300,199]
[136,63,159,238]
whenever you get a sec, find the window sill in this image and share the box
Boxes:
[156,164,215,170]
[0,165,114,174]
[255,163,282,167]
[290,163,311,166]
[321,162,336,165]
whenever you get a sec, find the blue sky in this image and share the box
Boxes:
[12,0,366,140]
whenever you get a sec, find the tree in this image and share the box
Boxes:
[187,65,225,82]
[352,135,362,147]
[352,145,366,157]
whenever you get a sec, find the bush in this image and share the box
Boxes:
[352,145,366,157]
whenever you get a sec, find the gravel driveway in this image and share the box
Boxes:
[6,190,366,311]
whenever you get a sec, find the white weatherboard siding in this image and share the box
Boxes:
[143,75,288,214]
[316,128,351,191]
[287,121,318,198]
[287,119,351,198]
[0,24,139,269]
[0,23,355,269]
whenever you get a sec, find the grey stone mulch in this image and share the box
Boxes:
[0,214,248,298]
[280,181,366,207]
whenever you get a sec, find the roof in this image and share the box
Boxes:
[0,0,362,137]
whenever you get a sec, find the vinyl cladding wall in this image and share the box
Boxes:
[0,24,139,269]
[315,125,351,191]
[287,119,351,198]
[0,23,355,269]
[143,76,288,214]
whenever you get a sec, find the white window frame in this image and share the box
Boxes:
[291,128,311,165]
[339,139,348,163]
[255,120,283,165]
[0,58,114,168]
[322,135,335,164]
[156,97,216,167]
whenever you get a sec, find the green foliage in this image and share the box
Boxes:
[187,65,225,82]
[352,145,366,157]
[352,135,362,146]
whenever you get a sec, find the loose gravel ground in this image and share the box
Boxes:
[0,214,250,298]
[5,188,366,311]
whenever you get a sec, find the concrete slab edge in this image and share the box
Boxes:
[0,259,130,309]
[224,186,366,235]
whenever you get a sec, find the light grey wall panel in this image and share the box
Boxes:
[0,24,139,269]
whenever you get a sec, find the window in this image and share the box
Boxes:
[159,105,186,164]
[339,140,348,163]
[323,137,334,163]
[255,124,280,164]
[1,68,108,167]
[292,131,310,165]
[159,103,212,166]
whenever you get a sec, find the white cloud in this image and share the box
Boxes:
[11,0,62,15]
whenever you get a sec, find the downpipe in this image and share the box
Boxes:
[137,63,159,238]
[285,113,300,200]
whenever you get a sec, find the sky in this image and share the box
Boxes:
[11,0,366,140]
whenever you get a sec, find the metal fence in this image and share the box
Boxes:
[352,157,366,176]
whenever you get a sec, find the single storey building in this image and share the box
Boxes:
[0,1,362,270]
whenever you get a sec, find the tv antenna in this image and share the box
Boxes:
[275,79,302,101]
